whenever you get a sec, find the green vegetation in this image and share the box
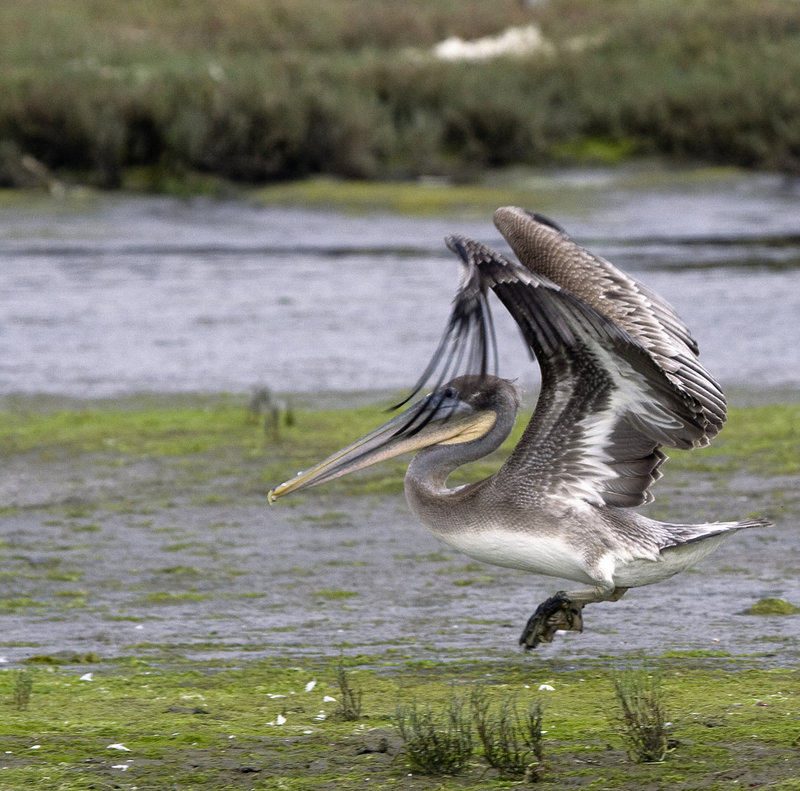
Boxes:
[395,693,474,775]
[312,589,359,601]
[252,172,597,216]
[1,398,797,498]
[333,662,363,722]
[612,666,671,763]
[471,685,546,779]
[744,597,800,616]
[11,669,32,712]
[663,403,800,484]
[0,398,260,458]
[1,656,799,789]
[2,0,800,191]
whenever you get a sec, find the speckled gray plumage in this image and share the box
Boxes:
[401,215,768,594]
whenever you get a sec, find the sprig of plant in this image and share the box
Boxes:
[11,669,33,711]
[471,685,545,780]
[333,661,363,721]
[612,665,671,763]
[394,693,473,775]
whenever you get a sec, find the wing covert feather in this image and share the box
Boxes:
[493,207,726,440]
[443,235,712,508]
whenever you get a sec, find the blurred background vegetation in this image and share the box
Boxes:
[2,0,800,190]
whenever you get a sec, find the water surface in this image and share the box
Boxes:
[1,169,798,400]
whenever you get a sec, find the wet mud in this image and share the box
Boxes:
[2,440,798,669]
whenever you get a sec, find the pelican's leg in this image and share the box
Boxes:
[519,586,628,650]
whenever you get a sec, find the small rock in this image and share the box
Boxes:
[355,729,403,756]
[307,758,329,771]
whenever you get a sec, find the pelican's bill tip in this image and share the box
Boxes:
[267,484,289,505]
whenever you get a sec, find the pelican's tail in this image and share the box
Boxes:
[669,516,772,547]
[614,516,771,589]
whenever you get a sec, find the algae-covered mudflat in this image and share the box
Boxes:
[0,395,798,788]
[1,657,800,789]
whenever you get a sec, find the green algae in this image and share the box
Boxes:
[312,589,359,600]
[0,597,47,614]
[743,598,800,616]
[0,399,256,457]
[666,404,800,477]
[0,656,798,790]
[1,398,796,502]
[252,175,578,218]
[143,591,213,604]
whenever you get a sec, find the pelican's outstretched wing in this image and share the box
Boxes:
[493,207,726,440]
[391,233,499,417]
[427,234,718,509]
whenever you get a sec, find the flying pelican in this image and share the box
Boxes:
[269,207,770,649]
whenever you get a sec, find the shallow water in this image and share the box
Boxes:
[1,168,799,400]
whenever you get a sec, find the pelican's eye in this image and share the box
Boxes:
[442,386,458,400]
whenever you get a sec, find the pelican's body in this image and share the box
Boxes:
[270,208,770,648]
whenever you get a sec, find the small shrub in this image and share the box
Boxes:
[11,669,33,711]
[471,686,545,780]
[612,666,671,763]
[394,693,473,775]
[333,662,363,721]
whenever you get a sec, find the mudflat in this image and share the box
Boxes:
[2,396,797,668]
[1,394,799,789]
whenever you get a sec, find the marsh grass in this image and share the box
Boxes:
[611,666,671,763]
[395,693,474,775]
[471,686,546,780]
[11,669,33,711]
[394,685,546,778]
[333,662,363,721]
[2,0,800,189]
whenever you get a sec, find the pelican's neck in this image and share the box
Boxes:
[405,434,490,495]
[404,385,519,503]
[403,406,515,540]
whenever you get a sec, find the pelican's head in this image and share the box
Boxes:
[268,375,518,502]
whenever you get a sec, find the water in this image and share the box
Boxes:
[1,169,799,400]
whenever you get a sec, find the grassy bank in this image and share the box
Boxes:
[1,655,799,789]
[0,398,796,496]
[2,0,800,190]
[1,398,798,496]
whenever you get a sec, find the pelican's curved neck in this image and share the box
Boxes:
[402,380,520,542]
[405,399,517,500]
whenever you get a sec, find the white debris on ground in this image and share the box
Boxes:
[433,24,553,61]
[431,24,602,62]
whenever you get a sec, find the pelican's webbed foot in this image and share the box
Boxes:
[519,590,584,650]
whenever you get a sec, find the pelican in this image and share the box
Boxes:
[269,207,771,649]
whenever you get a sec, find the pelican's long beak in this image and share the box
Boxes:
[268,395,493,503]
